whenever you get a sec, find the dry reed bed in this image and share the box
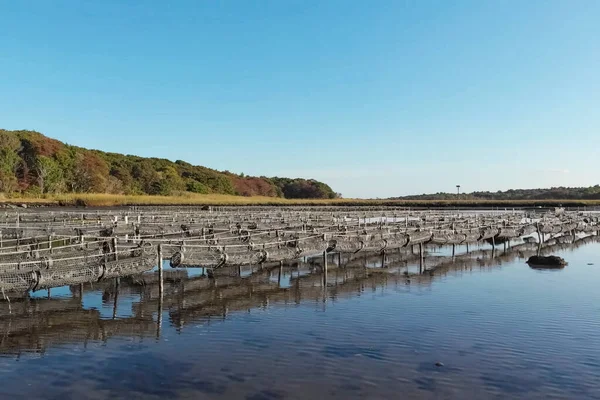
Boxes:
[3,192,600,207]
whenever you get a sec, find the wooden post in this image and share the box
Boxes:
[278,262,283,286]
[419,243,424,274]
[158,244,164,296]
[112,237,118,261]
[322,251,328,287]
[113,277,120,320]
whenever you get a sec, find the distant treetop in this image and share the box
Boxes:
[390,186,600,201]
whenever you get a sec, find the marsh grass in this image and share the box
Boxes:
[2,193,600,207]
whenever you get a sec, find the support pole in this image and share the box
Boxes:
[418,243,424,274]
[158,244,164,297]
[278,261,283,286]
[322,251,328,287]
[113,277,120,320]
[112,237,118,261]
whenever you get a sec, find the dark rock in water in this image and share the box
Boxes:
[527,255,567,268]
[75,198,88,207]
[435,362,444,367]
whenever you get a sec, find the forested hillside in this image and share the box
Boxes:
[0,129,338,199]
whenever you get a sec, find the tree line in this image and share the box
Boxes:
[392,186,600,201]
[0,129,339,199]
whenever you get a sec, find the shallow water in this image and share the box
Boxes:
[1,238,600,399]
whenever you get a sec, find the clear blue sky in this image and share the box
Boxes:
[1,0,598,198]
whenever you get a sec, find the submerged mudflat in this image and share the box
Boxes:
[0,234,600,399]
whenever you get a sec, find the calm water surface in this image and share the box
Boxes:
[1,239,600,399]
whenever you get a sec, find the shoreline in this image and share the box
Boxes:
[1,193,600,208]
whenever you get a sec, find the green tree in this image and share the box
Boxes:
[35,156,64,193]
